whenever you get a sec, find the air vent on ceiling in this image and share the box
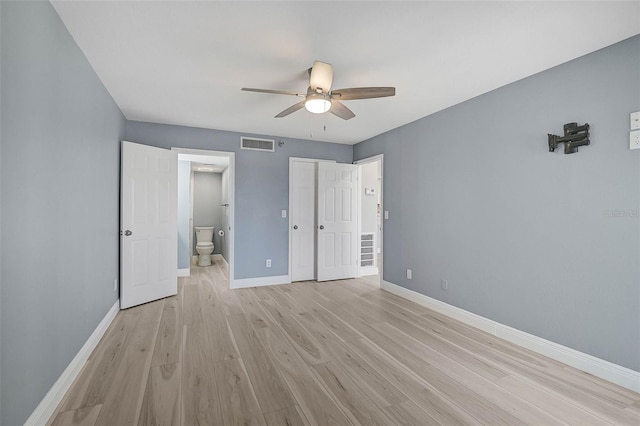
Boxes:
[241,137,275,152]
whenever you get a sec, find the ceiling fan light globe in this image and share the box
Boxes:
[304,91,331,114]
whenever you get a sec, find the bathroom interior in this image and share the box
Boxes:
[177,155,231,270]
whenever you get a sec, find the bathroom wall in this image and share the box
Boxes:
[193,171,223,255]
[1,1,126,424]
[354,35,640,372]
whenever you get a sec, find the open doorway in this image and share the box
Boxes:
[172,148,235,288]
[356,154,383,288]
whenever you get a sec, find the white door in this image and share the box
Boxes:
[121,141,178,309]
[317,162,358,281]
[290,160,317,281]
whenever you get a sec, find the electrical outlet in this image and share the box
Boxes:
[113,278,118,292]
[441,279,448,291]
[630,130,640,150]
[406,269,412,280]
[266,259,272,268]
[281,210,287,218]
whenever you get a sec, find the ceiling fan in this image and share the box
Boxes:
[241,61,395,120]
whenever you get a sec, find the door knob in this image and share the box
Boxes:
[293,225,298,230]
[319,225,325,230]
[124,230,132,236]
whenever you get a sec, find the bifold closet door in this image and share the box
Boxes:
[317,162,358,281]
[120,141,178,309]
[290,160,317,282]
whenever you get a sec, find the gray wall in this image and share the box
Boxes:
[193,171,223,255]
[125,122,353,279]
[354,35,640,372]
[0,1,126,424]
[177,160,191,269]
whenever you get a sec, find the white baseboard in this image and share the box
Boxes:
[217,255,229,267]
[381,280,640,393]
[177,268,190,277]
[25,300,120,425]
[191,254,221,265]
[231,274,290,289]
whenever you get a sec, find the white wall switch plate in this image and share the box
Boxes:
[631,111,640,131]
[384,210,389,220]
[281,209,287,218]
[630,130,640,150]
[406,269,412,279]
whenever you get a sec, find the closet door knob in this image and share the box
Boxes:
[123,230,132,236]
[319,225,325,230]
[293,225,298,230]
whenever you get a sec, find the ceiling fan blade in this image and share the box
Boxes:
[330,87,395,100]
[329,100,355,120]
[275,101,306,118]
[242,88,302,96]
[309,61,333,93]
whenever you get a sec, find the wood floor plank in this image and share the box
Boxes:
[384,400,440,426]
[311,281,360,305]
[497,375,613,425]
[182,282,227,424]
[199,279,239,361]
[311,361,397,425]
[94,299,164,426]
[254,323,353,426]
[292,309,408,407]
[253,287,333,366]
[138,363,181,426]
[227,313,296,413]
[377,321,564,425]
[235,287,275,329]
[49,405,102,426]
[151,296,182,366]
[182,320,223,425]
[214,358,266,426]
[345,337,483,426]
[58,309,141,411]
[263,406,310,426]
[210,274,244,316]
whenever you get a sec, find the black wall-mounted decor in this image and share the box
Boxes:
[548,122,590,154]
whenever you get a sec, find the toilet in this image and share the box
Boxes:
[195,226,215,266]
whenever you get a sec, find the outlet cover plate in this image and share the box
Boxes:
[630,130,640,150]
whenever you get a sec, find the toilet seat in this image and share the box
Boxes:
[197,242,214,249]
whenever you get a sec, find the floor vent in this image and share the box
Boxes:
[360,233,375,267]
[241,137,275,152]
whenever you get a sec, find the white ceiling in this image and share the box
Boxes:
[51,1,640,145]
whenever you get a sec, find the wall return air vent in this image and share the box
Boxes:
[240,137,275,152]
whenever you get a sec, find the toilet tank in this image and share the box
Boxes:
[195,226,215,243]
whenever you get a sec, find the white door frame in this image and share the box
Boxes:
[354,154,384,288]
[172,147,236,287]
[288,157,336,281]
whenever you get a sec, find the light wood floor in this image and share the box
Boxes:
[49,262,640,425]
